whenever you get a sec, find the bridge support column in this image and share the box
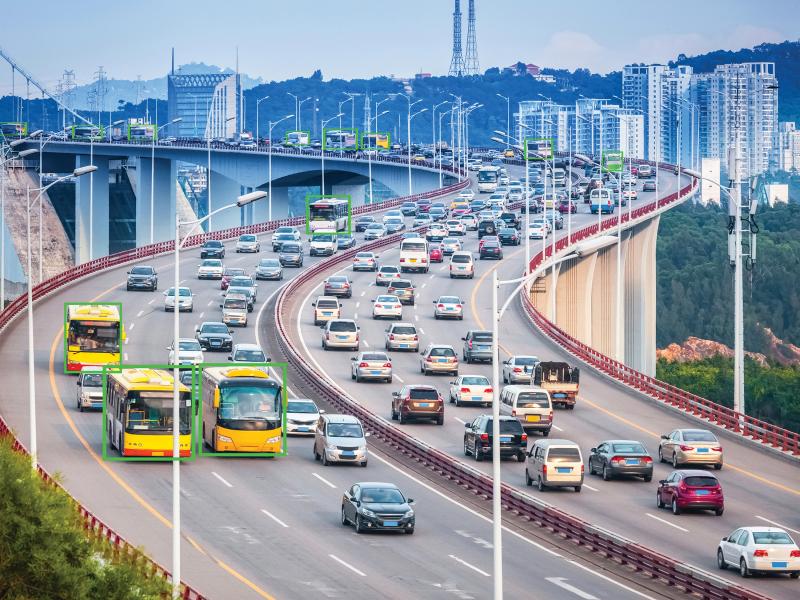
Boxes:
[590,245,618,359]
[624,216,660,376]
[207,171,245,231]
[74,155,109,263]
[137,157,176,246]
[331,184,366,207]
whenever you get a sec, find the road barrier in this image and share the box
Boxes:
[271,193,771,599]
[0,173,468,598]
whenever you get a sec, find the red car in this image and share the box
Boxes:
[417,200,432,213]
[630,165,639,176]
[558,200,577,214]
[220,267,246,290]
[428,244,443,263]
[656,470,724,516]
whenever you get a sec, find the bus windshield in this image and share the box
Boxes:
[68,321,120,353]
[217,382,281,430]
[310,206,336,221]
[126,391,191,434]
[478,169,498,183]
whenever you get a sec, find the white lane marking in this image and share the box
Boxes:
[363,340,370,347]
[260,508,289,528]
[136,310,144,318]
[545,577,598,600]
[582,483,599,492]
[565,560,656,600]
[428,273,435,279]
[123,353,128,361]
[207,299,214,306]
[394,373,405,383]
[329,554,366,577]
[551,424,564,432]
[754,515,800,535]
[128,322,135,331]
[645,513,689,532]
[147,298,155,305]
[312,472,337,489]
[125,337,129,345]
[198,312,205,319]
[453,417,466,425]
[421,283,427,288]
[355,302,360,309]
[212,472,233,488]
[360,290,366,297]
[419,328,426,335]
[368,282,375,287]
[448,554,490,577]
[414,315,419,322]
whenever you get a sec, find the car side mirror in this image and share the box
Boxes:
[227,356,233,361]
[590,447,597,453]
[660,434,668,440]
[194,326,199,333]
[351,357,357,361]
[76,380,81,386]
[407,498,415,504]
[219,304,223,308]
[502,360,509,365]
[460,337,466,341]
[311,302,316,307]
[658,480,667,485]
[464,422,470,428]
[431,300,436,304]
[319,409,326,414]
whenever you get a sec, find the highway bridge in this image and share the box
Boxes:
[0,150,798,600]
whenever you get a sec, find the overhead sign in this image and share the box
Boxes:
[524,137,553,162]
[602,150,624,173]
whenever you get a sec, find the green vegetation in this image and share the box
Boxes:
[656,357,800,433]
[657,201,800,354]
[0,435,171,600]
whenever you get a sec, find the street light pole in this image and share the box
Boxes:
[432,101,449,185]
[321,113,344,194]
[255,96,269,149]
[150,118,182,245]
[496,93,510,149]
[438,110,450,188]
[491,270,503,600]
[367,110,389,204]
[408,107,427,195]
[268,114,294,221]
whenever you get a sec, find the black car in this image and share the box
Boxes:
[463,415,527,462]
[400,202,418,216]
[477,219,499,239]
[499,212,520,230]
[126,265,158,291]
[337,234,356,250]
[479,240,503,260]
[429,207,447,222]
[588,440,654,481]
[195,321,233,352]
[497,227,520,246]
[279,243,304,267]
[341,482,415,534]
[200,240,225,259]
[354,215,376,232]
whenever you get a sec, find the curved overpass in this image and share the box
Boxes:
[283,165,798,599]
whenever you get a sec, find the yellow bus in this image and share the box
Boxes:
[106,368,192,457]
[201,367,284,453]
[65,304,125,373]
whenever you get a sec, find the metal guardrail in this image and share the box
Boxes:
[272,175,772,600]
[0,176,469,598]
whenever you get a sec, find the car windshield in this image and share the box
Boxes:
[612,443,647,454]
[485,419,522,434]
[329,321,356,332]
[202,324,228,334]
[287,400,318,414]
[366,223,383,230]
[240,235,256,242]
[313,234,335,242]
[327,422,363,438]
[472,332,492,342]
[751,531,794,545]
[391,326,416,335]
[451,255,470,263]
[409,388,439,399]
[386,218,403,224]
[547,447,581,462]
[682,430,717,442]
[362,353,388,361]
[205,241,223,248]
[230,277,252,286]
[499,228,515,235]
[429,347,455,357]
[684,476,718,487]
[178,340,201,351]
[361,488,404,504]
[439,297,461,304]
[380,267,398,273]
[225,298,247,310]
[328,276,348,283]
[356,216,374,222]
[81,373,102,387]
[276,227,295,234]
[461,376,489,385]
[259,259,280,267]
[234,350,266,361]
[276,233,295,240]
[443,238,458,244]
[517,392,549,408]
[224,268,245,277]
[317,299,338,308]
[202,260,221,267]
[166,288,191,297]
[376,296,397,303]
[130,266,153,275]
[355,253,374,259]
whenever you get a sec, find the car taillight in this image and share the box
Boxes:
[610,456,624,465]
[359,362,368,367]
[642,456,653,463]
[383,362,392,368]
[513,367,522,373]
[468,341,473,349]
[679,445,693,451]
[511,409,516,416]
[456,304,462,309]
[426,357,433,362]
[753,549,768,557]
[479,433,489,441]
[542,464,547,475]
[399,258,405,262]
[712,446,722,452]
[460,387,470,393]
[438,304,445,309]
[343,283,350,288]
[483,388,492,393]
[790,550,800,558]
[413,335,418,340]
[521,433,527,442]
[389,334,395,340]
[355,334,359,341]
[581,464,585,474]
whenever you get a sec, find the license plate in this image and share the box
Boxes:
[772,562,788,568]
[337,335,348,340]
[446,307,454,311]
[418,403,432,408]
[556,467,572,473]
[297,426,309,432]
[625,458,638,465]
[472,396,483,401]
[695,490,710,495]
[323,311,332,316]
[436,358,447,363]
[553,393,566,398]
[526,415,540,422]
[341,451,355,457]
[697,448,709,453]
[500,436,512,442]
[399,344,409,348]
[410,259,417,263]
[383,521,399,527]
[370,370,381,375]
[211,341,220,346]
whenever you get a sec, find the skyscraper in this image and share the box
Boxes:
[167,68,241,139]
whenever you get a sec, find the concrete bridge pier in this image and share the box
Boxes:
[331,183,366,207]
[624,216,660,376]
[136,157,176,246]
[207,171,245,231]
[75,155,109,263]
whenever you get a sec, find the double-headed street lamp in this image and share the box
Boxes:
[367,109,389,204]
[287,93,310,132]
[437,110,451,187]
[267,114,295,221]
[321,113,345,194]
[27,165,97,470]
[407,107,428,195]
[170,189,266,598]
[496,93,510,149]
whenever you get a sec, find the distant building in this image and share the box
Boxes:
[167,69,241,139]
[777,122,800,172]
[765,183,789,206]
[414,72,432,79]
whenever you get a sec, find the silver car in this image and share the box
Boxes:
[322,319,360,351]
[254,258,283,280]
[502,355,539,384]
[440,237,463,255]
[433,295,464,320]
[351,351,393,383]
[384,322,419,352]
[197,259,224,279]
[313,414,369,467]
[235,234,260,253]
[658,429,723,469]
[376,265,401,286]
[363,223,387,240]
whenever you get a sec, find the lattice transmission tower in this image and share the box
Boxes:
[448,0,465,77]
[464,0,479,75]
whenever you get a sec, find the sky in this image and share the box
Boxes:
[0,0,797,92]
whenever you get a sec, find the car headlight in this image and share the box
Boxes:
[326,443,337,451]
[403,509,414,518]
[217,434,233,443]
[360,508,376,518]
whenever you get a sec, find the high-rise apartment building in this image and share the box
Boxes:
[777,122,800,172]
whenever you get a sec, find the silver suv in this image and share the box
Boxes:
[385,322,420,352]
[313,414,369,467]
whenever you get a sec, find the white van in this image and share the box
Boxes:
[499,385,553,435]
[525,439,584,492]
[399,238,429,273]
[553,168,566,187]
[76,367,103,412]
[309,230,338,257]
[449,251,474,279]
[220,293,248,327]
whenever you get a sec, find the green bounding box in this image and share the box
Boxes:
[602,150,624,173]
[305,194,352,235]
[0,122,28,139]
[525,137,553,162]
[128,122,157,142]
[64,302,124,375]
[285,130,310,146]
[323,127,359,152]
[101,363,196,462]
[361,131,390,151]
[197,363,288,458]
[71,124,105,141]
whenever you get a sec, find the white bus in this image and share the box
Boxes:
[308,198,349,231]
[477,166,500,193]
[399,238,429,273]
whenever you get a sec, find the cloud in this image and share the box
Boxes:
[536,31,622,73]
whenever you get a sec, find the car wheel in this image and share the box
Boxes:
[537,476,545,492]
[355,515,364,534]
[739,558,750,578]
[313,445,320,461]
[714,463,723,471]
[542,428,550,437]
[437,415,444,426]
[574,485,581,493]
[321,452,329,467]
[360,460,367,467]
[405,527,414,535]
[525,469,532,486]
[475,447,483,462]
[602,465,611,481]
[463,439,470,457]
[391,408,398,420]
[643,474,652,482]
[672,452,679,468]
[658,447,665,463]
[399,412,407,424]
[588,458,595,476]
[517,452,525,462]
[671,498,681,515]
[355,374,361,383]
[341,506,349,526]
[656,492,664,509]
[716,549,727,570]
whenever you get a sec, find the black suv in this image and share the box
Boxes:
[200,240,225,259]
[463,415,527,462]
[195,321,233,351]
[126,265,158,291]
[499,212,520,230]
[477,219,500,239]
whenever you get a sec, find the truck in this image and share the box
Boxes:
[533,361,580,409]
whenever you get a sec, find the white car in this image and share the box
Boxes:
[168,338,205,365]
[440,237,463,255]
[528,221,549,239]
[383,209,404,223]
[352,252,378,271]
[449,375,492,407]
[235,234,260,253]
[445,219,466,236]
[274,225,301,241]
[376,265,402,286]
[286,398,321,435]
[413,215,434,227]
[457,189,475,201]
[197,259,224,279]
[508,187,524,201]
[372,294,403,319]
[502,355,539,383]
[163,286,194,312]
[717,527,800,578]
[363,223,387,240]
[499,175,510,185]
[458,214,478,230]
[426,224,448,241]
[433,295,464,319]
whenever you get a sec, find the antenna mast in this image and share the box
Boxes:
[448,0,465,77]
